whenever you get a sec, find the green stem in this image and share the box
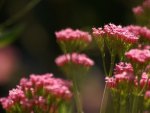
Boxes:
[131,95,139,113]
[109,53,115,76]
[119,94,126,113]
[111,90,120,113]
[101,53,108,76]
[100,84,107,113]
[73,77,84,113]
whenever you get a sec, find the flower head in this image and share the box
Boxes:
[114,62,133,74]
[125,49,150,63]
[114,71,134,83]
[140,72,150,88]
[104,23,138,43]
[55,28,92,52]
[143,0,150,9]
[55,53,94,67]
[93,23,138,43]
[132,0,150,26]
[132,6,144,15]
[105,77,116,88]
[145,90,150,98]
[92,27,105,37]
[92,23,138,60]
[55,28,91,43]
[0,73,72,113]
[125,25,150,41]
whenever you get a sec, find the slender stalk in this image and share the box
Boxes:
[119,94,126,113]
[138,77,149,96]
[109,53,115,76]
[72,77,84,113]
[100,84,107,113]
[131,95,139,113]
[101,53,108,76]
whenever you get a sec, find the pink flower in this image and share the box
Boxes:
[114,71,134,83]
[132,0,150,17]
[92,27,105,37]
[125,25,150,40]
[0,47,20,84]
[71,53,94,66]
[92,23,138,43]
[132,6,144,15]
[0,98,14,110]
[114,62,133,74]
[104,23,138,43]
[140,72,149,88]
[105,77,116,88]
[0,86,25,111]
[9,86,25,102]
[144,45,150,50]
[145,90,150,98]
[54,54,71,66]
[125,49,150,63]
[143,0,150,9]
[0,73,73,112]
[55,28,92,43]
[55,53,94,67]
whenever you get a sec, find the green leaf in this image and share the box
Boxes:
[0,24,25,48]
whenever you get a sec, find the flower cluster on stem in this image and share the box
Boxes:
[0,73,72,113]
[55,28,94,113]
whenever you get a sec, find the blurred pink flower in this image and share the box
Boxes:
[55,28,92,43]
[55,53,94,67]
[92,27,105,37]
[125,25,150,40]
[125,49,150,63]
[0,46,20,84]
[145,90,150,98]
[143,0,150,9]
[132,6,144,15]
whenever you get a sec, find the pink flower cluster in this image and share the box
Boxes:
[145,90,150,98]
[106,63,150,90]
[92,27,105,37]
[0,73,72,112]
[106,72,150,89]
[125,25,150,40]
[55,28,92,43]
[106,62,134,88]
[55,53,94,67]
[92,23,138,43]
[139,72,150,89]
[125,49,150,63]
[143,0,150,9]
[114,62,133,74]
[132,6,144,15]
[133,0,150,15]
